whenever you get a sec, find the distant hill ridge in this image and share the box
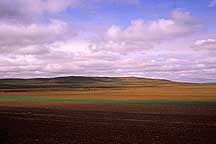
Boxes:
[0,76,199,90]
[0,76,174,84]
[0,76,172,82]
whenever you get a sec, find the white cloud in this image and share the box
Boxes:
[0,0,81,22]
[193,38,216,50]
[45,0,81,13]
[103,10,202,52]
[0,20,71,55]
[106,10,201,42]
[0,4,215,83]
[0,0,139,22]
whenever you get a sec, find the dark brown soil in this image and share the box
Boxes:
[0,104,216,144]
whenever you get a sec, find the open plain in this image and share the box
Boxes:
[0,76,216,144]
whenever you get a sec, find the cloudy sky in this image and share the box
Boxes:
[0,0,216,82]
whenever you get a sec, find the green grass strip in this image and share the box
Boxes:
[0,96,216,106]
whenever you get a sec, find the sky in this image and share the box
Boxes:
[0,0,216,83]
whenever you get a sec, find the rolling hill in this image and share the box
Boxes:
[0,76,216,103]
[0,76,192,90]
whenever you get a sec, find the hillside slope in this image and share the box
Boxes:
[0,76,216,102]
[0,76,191,90]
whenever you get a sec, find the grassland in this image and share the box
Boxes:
[0,76,216,105]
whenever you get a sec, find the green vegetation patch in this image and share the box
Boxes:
[0,96,216,106]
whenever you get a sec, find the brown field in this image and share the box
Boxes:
[0,77,216,144]
[1,85,216,101]
[0,104,216,144]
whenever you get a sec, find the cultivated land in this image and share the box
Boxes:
[0,76,216,144]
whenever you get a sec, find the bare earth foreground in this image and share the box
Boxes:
[0,76,216,144]
[0,102,216,144]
